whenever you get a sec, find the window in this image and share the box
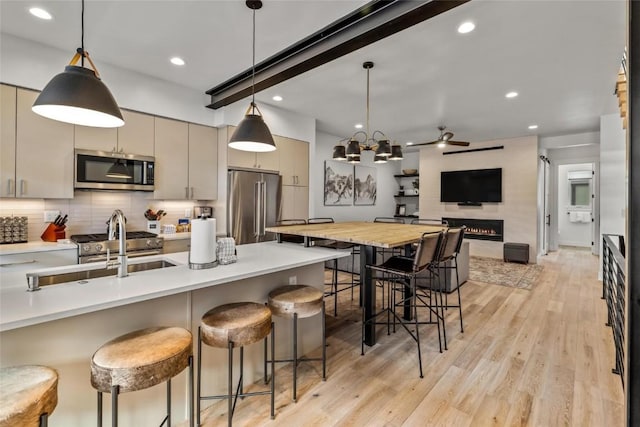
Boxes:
[571,181,591,206]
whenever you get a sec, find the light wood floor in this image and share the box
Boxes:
[197,248,624,426]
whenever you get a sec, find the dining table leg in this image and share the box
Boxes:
[361,244,376,346]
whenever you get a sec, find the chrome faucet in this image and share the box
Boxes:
[106,209,128,278]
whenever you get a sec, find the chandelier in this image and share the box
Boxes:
[332,61,402,164]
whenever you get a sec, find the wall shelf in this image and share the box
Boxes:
[394,174,419,178]
[394,194,419,198]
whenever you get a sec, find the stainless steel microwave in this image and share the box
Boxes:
[75,149,155,191]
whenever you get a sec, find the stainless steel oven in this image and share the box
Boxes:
[71,232,164,264]
[75,149,155,191]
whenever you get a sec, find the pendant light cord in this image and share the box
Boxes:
[80,0,85,66]
[251,7,256,110]
[366,66,370,143]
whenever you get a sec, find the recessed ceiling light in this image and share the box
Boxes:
[272,95,283,102]
[505,91,518,98]
[528,124,538,130]
[29,7,52,20]
[354,123,363,129]
[170,57,185,66]
[406,141,413,146]
[457,21,475,34]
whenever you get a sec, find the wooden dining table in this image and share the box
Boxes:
[265,221,447,346]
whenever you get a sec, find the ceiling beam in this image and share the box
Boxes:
[206,0,471,109]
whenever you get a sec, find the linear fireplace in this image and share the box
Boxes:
[443,217,504,242]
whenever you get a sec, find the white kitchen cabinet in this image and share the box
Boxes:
[154,117,189,199]
[14,88,74,198]
[281,185,309,220]
[278,136,309,186]
[226,125,279,171]
[0,84,16,198]
[74,110,153,156]
[188,123,218,200]
[154,118,218,200]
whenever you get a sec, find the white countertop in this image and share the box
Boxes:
[0,241,77,255]
[0,242,348,332]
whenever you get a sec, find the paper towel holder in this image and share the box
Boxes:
[188,253,218,270]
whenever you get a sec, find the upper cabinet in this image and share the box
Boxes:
[278,136,309,186]
[154,118,218,200]
[188,123,218,200]
[13,88,74,198]
[74,110,153,156]
[226,125,279,171]
[154,117,189,200]
[0,84,17,198]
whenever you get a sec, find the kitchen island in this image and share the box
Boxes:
[0,241,347,426]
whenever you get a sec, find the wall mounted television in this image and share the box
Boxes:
[440,168,502,205]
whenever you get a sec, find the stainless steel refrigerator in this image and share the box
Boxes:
[227,169,282,244]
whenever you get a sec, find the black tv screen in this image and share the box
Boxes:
[440,168,502,203]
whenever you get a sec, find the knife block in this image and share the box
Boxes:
[41,223,66,242]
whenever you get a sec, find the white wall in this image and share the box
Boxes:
[419,136,538,262]
[557,163,594,247]
[599,113,626,254]
[312,131,400,221]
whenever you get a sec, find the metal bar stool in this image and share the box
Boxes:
[364,231,445,378]
[265,285,326,402]
[0,365,58,427]
[90,326,194,427]
[197,302,275,427]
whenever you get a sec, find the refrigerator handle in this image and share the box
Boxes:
[261,181,267,236]
[254,181,260,237]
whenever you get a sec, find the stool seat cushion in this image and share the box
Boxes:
[268,285,323,319]
[0,365,58,427]
[201,302,272,348]
[91,326,192,393]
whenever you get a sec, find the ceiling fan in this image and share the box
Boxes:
[412,126,470,147]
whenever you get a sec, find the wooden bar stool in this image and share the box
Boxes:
[197,302,275,427]
[266,285,326,402]
[0,365,58,427]
[90,326,194,427]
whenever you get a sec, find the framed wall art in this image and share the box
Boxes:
[324,160,353,206]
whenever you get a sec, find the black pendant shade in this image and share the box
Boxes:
[375,139,391,157]
[33,66,124,128]
[229,109,276,152]
[347,154,360,164]
[373,155,387,164]
[106,160,132,179]
[389,144,403,160]
[346,139,361,157]
[332,145,347,160]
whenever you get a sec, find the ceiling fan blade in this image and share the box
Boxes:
[447,140,470,146]
[411,140,438,147]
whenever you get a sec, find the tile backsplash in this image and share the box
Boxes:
[0,191,208,242]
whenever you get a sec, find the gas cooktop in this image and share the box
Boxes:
[70,231,158,243]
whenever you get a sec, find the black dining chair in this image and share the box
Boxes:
[364,231,445,378]
[307,218,357,316]
[411,218,449,226]
[431,226,466,345]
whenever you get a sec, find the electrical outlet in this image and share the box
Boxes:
[289,276,297,285]
[43,210,60,223]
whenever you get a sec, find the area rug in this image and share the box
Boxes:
[468,256,543,290]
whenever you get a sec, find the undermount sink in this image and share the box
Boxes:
[26,260,177,290]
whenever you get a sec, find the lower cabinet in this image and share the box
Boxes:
[281,185,309,220]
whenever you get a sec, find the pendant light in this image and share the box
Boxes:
[228,1,276,152]
[106,160,132,179]
[332,62,402,162]
[32,0,124,128]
